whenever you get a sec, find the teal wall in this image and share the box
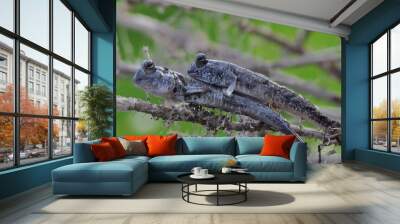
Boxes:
[343,0,400,170]
[0,0,116,200]
[91,0,116,135]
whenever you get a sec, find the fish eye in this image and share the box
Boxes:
[195,53,208,68]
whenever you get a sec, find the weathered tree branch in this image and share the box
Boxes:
[117,96,325,139]
[270,49,339,69]
[294,30,310,49]
[116,8,340,104]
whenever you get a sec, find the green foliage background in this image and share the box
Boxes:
[116,3,341,158]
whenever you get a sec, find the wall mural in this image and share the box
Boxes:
[116,0,341,163]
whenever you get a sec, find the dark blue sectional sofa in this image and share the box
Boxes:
[52,137,307,196]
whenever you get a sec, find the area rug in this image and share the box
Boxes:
[37,183,362,214]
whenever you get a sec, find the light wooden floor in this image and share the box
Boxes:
[1,162,400,224]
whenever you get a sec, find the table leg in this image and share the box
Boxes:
[217,184,219,206]
[195,184,198,192]
[187,184,190,202]
[245,183,247,201]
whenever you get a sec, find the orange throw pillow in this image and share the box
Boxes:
[101,137,127,158]
[124,135,148,141]
[260,135,296,159]
[146,134,177,157]
[91,142,117,162]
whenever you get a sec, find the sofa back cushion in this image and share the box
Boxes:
[73,139,100,163]
[177,137,235,155]
[235,137,264,155]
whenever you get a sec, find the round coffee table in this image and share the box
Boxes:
[177,173,255,206]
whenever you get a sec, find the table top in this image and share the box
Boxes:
[177,172,255,185]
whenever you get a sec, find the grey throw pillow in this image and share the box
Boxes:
[119,138,147,156]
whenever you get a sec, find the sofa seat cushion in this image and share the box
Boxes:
[53,159,147,183]
[236,155,293,172]
[149,154,235,172]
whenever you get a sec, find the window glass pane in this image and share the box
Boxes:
[391,72,400,118]
[0,35,14,112]
[20,0,49,48]
[372,33,387,76]
[0,116,14,170]
[53,119,72,157]
[75,120,88,143]
[372,77,387,119]
[53,59,72,117]
[372,121,388,151]
[53,0,72,60]
[20,117,49,165]
[391,24,400,70]
[20,44,49,115]
[391,120,400,153]
[74,17,89,70]
[0,0,14,31]
[74,69,89,118]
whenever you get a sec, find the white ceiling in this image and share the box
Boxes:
[164,0,384,37]
[229,0,352,22]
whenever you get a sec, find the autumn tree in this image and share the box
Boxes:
[0,85,59,151]
[372,99,400,142]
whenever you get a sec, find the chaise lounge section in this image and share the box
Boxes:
[52,137,307,196]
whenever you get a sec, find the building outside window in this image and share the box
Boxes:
[28,81,34,94]
[28,66,34,80]
[0,0,91,170]
[0,54,7,89]
[371,23,400,153]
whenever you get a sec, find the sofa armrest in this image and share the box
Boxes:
[73,140,100,163]
[289,141,307,181]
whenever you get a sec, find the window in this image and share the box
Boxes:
[74,17,90,70]
[0,0,91,170]
[42,85,46,97]
[28,67,34,80]
[36,84,40,95]
[20,0,49,48]
[0,54,8,89]
[0,0,14,31]
[53,0,72,60]
[0,71,6,85]
[0,55,7,67]
[371,23,400,153]
[74,69,89,118]
[53,59,72,117]
[0,34,13,112]
[53,120,72,158]
[0,116,13,170]
[28,81,34,94]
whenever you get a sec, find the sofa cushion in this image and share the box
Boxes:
[119,138,147,156]
[236,137,263,155]
[236,155,293,172]
[260,135,296,159]
[53,158,147,183]
[147,135,177,157]
[73,139,100,163]
[178,137,235,155]
[91,142,118,161]
[149,154,235,172]
[101,137,127,158]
